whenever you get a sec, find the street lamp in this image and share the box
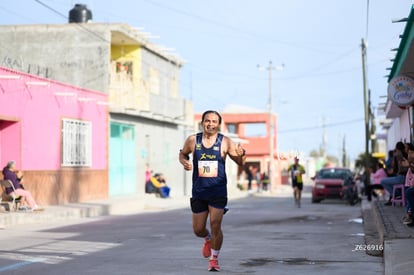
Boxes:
[258,61,284,190]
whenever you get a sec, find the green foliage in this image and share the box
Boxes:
[355,152,378,170]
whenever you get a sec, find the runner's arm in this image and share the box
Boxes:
[226,137,246,166]
[179,135,195,171]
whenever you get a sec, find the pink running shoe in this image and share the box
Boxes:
[202,239,211,258]
[208,258,220,272]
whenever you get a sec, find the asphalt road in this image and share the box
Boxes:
[0,191,382,274]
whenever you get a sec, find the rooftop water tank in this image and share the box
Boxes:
[69,4,92,23]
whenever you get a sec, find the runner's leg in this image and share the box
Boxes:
[192,211,209,238]
[208,206,224,251]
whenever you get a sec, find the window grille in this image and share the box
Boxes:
[62,118,92,167]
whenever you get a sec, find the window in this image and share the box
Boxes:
[226,123,238,134]
[116,61,133,76]
[110,123,134,140]
[149,67,160,94]
[62,118,92,167]
[244,123,266,137]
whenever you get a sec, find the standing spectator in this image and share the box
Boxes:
[245,165,253,191]
[254,166,261,192]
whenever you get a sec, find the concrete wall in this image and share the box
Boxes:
[141,48,184,118]
[0,66,109,205]
[386,108,412,150]
[0,24,110,93]
[110,113,193,197]
[0,23,192,198]
[25,169,108,205]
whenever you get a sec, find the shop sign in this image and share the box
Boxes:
[388,75,414,106]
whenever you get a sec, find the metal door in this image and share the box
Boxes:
[109,122,137,196]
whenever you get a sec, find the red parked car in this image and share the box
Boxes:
[311,167,354,203]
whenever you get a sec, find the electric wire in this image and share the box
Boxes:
[29,0,370,83]
[142,0,343,54]
[278,118,364,134]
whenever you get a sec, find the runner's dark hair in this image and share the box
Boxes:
[201,110,222,124]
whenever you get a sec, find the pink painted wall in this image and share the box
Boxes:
[0,66,108,171]
[0,120,21,167]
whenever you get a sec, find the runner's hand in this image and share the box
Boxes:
[183,160,192,171]
[236,143,245,157]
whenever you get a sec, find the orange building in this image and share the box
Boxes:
[195,106,288,191]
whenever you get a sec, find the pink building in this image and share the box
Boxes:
[0,66,108,205]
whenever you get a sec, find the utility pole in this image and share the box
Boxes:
[268,61,275,190]
[258,61,284,190]
[321,116,327,158]
[361,38,371,195]
[361,38,369,156]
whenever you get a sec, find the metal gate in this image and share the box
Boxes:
[109,122,137,196]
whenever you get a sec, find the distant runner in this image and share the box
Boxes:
[287,157,305,208]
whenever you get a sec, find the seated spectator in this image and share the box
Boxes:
[381,142,409,205]
[403,186,414,225]
[366,162,387,201]
[402,149,414,225]
[385,150,395,176]
[146,173,170,198]
[2,161,43,211]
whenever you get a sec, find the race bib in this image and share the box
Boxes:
[198,160,218,177]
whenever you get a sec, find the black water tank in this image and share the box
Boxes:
[69,4,92,23]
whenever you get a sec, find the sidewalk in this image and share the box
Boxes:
[362,197,414,275]
[0,193,190,227]
[0,184,294,228]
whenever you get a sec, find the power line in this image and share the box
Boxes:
[278,118,364,134]
[0,3,38,23]
[142,0,342,54]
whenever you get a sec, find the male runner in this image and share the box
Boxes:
[179,110,246,272]
[287,157,306,208]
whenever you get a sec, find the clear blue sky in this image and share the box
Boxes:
[0,0,412,161]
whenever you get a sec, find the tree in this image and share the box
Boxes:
[342,135,348,167]
[309,148,339,168]
[355,152,377,171]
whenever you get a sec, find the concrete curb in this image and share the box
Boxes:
[361,197,414,274]
[362,204,383,257]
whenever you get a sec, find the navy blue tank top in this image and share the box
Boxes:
[192,132,227,199]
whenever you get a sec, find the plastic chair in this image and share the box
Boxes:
[0,180,22,211]
[391,184,405,207]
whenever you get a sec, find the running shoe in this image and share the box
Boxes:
[223,206,229,215]
[202,239,211,258]
[33,205,44,212]
[403,215,413,225]
[208,258,220,272]
[18,206,30,211]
